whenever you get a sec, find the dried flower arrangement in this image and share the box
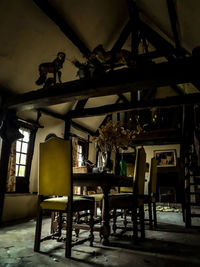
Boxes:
[94,120,143,152]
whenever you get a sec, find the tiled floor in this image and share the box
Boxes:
[0,209,200,267]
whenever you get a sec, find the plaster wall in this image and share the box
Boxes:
[2,194,37,223]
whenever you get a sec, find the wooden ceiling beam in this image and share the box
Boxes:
[111,20,132,52]
[70,120,96,136]
[68,93,200,118]
[171,84,184,95]
[74,99,88,110]
[139,20,178,60]
[138,20,200,92]
[127,0,140,56]
[38,108,65,120]
[33,0,90,56]
[166,0,182,56]
[38,108,95,136]
[7,55,200,111]
[95,97,121,134]
[118,94,129,103]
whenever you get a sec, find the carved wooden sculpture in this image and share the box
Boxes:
[91,44,135,69]
[35,52,66,87]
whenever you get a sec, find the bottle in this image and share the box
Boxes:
[120,155,126,176]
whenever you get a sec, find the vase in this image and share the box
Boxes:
[104,151,113,172]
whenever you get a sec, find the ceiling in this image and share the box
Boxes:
[0,0,200,132]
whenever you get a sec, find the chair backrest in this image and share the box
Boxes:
[39,137,72,196]
[149,157,157,196]
[133,147,146,196]
[120,163,134,193]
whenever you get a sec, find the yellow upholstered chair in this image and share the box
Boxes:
[109,147,146,241]
[34,137,94,258]
[144,157,158,229]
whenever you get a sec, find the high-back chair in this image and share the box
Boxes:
[144,157,158,229]
[119,163,134,193]
[34,137,94,258]
[109,147,146,241]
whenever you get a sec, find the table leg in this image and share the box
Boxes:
[100,186,111,245]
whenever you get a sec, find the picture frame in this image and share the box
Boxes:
[154,149,177,167]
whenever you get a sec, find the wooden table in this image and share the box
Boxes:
[73,173,133,245]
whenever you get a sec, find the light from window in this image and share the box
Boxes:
[16,128,30,177]
[77,144,83,167]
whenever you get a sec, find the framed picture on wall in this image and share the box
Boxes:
[154,149,177,167]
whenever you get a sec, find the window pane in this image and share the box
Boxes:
[19,129,24,141]
[20,154,27,165]
[22,142,28,153]
[16,165,19,176]
[16,141,21,152]
[16,153,20,164]
[19,165,26,177]
[23,131,30,142]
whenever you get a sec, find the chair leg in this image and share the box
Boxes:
[132,206,138,243]
[90,208,94,247]
[58,212,62,237]
[148,201,153,230]
[51,212,55,233]
[139,205,145,240]
[75,212,80,238]
[94,202,97,219]
[66,210,72,258]
[123,209,128,229]
[182,202,186,222]
[153,202,157,228]
[34,208,43,252]
[112,209,117,234]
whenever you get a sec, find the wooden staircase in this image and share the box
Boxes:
[184,144,200,227]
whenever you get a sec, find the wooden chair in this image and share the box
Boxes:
[109,147,146,241]
[144,157,158,229]
[34,137,94,258]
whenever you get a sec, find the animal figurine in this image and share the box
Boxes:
[91,44,135,69]
[35,52,66,87]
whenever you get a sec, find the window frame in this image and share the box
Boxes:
[15,125,37,193]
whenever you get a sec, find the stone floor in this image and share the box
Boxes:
[0,208,200,267]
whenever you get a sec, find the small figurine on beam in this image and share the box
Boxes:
[35,52,66,87]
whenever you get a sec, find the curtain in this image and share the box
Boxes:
[72,137,78,167]
[6,141,16,192]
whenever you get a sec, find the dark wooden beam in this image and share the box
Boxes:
[71,121,96,136]
[38,108,95,136]
[127,0,140,56]
[139,20,177,60]
[68,93,200,118]
[75,99,88,110]
[111,21,132,52]
[111,20,170,60]
[38,108,65,120]
[7,56,200,111]
[139,20,200,91]
[118,94,129,103]
[95,97,121,135]
[166,0,182,55]
[171,84,184,95]
[33,0,90,56]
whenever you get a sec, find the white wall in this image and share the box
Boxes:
[2,194,37,222]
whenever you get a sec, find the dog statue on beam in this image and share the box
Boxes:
[35,52,66,87]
